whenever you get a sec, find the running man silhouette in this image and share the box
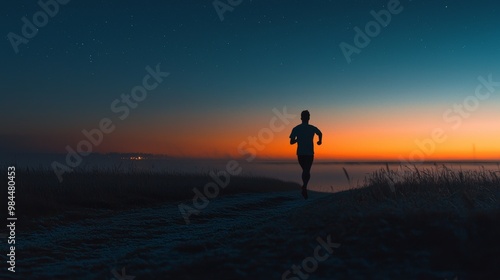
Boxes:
[289,110,322,199]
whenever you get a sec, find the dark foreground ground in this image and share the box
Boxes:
[2,165,500,279]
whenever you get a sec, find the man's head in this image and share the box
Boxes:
[301,110,310,123]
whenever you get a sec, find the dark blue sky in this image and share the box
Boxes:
[1,0,500,158]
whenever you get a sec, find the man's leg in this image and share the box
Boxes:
[298,155,314,187]
[298,155,314,199]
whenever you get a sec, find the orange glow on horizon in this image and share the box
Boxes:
[93,124,500,161]
[35,107,500,161]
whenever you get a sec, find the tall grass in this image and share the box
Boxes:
[293,164,500,278]
[352,164,500,212]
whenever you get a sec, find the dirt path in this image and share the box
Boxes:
[14,191,327,279]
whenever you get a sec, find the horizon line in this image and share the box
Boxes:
[1,152,499,164]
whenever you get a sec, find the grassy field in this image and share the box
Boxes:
[287,164,500,278]
[10,167,300,222]
[6,164,500,278]
[11,164,500,218]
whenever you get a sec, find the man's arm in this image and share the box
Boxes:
[290,129,297,145]
[316,128,322,145]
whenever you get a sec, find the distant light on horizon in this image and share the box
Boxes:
[123,156,146,161]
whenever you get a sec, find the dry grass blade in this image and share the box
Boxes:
[342,167,351,186]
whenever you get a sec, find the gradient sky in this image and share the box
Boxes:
[1,0,500,160]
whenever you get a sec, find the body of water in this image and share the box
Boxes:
[3,154,499,193]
